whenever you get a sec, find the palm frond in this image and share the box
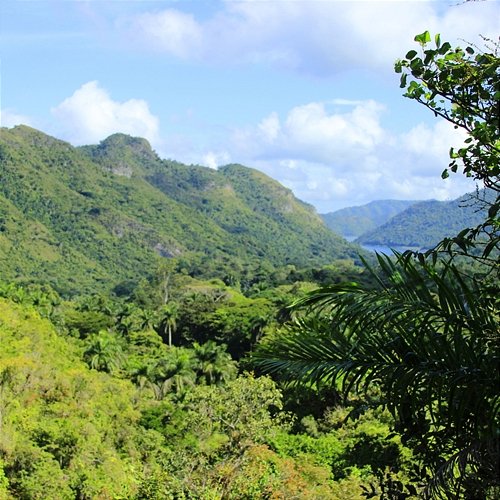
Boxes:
[253,255,499,496]
[424,441,500,499]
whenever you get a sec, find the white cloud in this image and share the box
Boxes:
[401,120,468,176]
[284,100,386,160]
[1,109,34,128]
[51,81,160,146]
[235,100,387,166]
[202,150,231,169]
[133,9,202,58]
[127,1,499,76]
[258,112,280,143]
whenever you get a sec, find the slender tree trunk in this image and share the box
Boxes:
[163,272,170,305]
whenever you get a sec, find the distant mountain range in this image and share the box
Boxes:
[356,191,492,249]
[0,125,363,295]
[321,200,418,238]
[322,191,491,251]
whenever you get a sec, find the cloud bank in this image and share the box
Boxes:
[128,1,499,76]
[192,99,474,212]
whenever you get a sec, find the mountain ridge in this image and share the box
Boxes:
[0,125,364,295]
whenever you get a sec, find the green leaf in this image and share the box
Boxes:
[406,50,418,60]
[439,42,451,55]
[424,49,436,65]
[482,238,498,259]
[410,58,423,71]
[441,169,449,179]
[434,33,441,48]
[414,30,431,45]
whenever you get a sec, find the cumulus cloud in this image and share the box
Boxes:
[239,100,387,166]
[401,120,468,176]
[51,81,160,146]
[283,100,386,161]
[127,1,499,76]
[225,99,476,212]
[258,112,280,143]
[1,109,34,128]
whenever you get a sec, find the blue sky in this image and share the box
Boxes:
[1,1,499,212]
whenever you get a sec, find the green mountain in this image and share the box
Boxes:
[321,200,418,238]
[356,190,492,249]
[0,125,362,295]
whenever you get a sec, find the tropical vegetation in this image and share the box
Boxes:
[254,32,500,499]
[0,29,497,500]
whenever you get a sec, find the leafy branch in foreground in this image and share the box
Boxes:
[396,32,500,269]
[254,254,499,498]
[395,31,499,191]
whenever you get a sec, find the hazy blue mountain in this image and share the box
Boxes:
[356,190,492,249]
[321,200,419,238]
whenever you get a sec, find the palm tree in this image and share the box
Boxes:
[192,341,237,385]
[118,304,158,333]
[131,362,157,392]
[250,311,274,345]
[254,254,499,498]
[157,303,179,346]
[152,347,196,399]
[83,330,125,374]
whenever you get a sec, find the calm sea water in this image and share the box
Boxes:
[361,243,395,255]
[344,236,421,255]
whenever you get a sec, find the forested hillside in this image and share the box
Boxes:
[321,199,418,238]
[0,281,416,499]
[0,125,363,296]
[0,125,421,499]
[356,189,492,248]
